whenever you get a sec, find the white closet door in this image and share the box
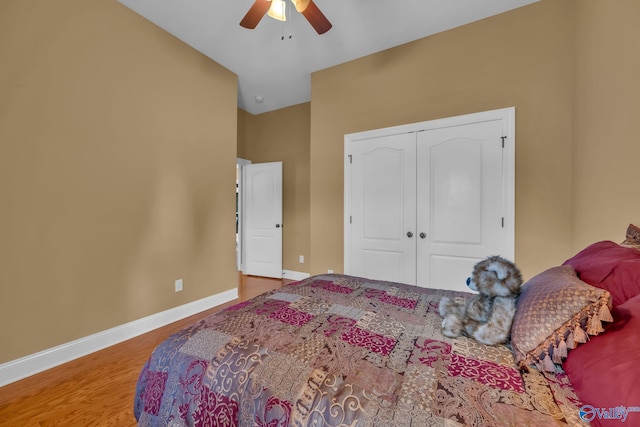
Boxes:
[350,133,417,284]
[416,120,505,291]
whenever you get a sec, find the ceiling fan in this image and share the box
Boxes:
[240,0,332,35]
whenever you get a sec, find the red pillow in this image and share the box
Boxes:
[564,294,640,427]
[563,241,640,306]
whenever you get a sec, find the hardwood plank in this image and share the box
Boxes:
[0,275,290,426]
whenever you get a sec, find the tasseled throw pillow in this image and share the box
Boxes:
[510,265,612,372]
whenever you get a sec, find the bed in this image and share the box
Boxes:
[134,225,640,427]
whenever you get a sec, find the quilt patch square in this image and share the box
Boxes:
[289,296,330,315]
[314,280,355,294]
[194,387,239,427]
[319,315,357,338]
[327,303,366,320]
[447,354,525,393]
[142,370,168,416]
[341,326,397,356]
[379,293,418,309]
[269,305,315,326]
[356,311,405,337]
[268,292,303,303]
[179,329,233,361]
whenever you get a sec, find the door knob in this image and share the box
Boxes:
[276,224,281,228]
[420,232,426,239]
[407,231,413,238]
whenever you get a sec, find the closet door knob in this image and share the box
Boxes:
[420,232,427,239]
[407,232,413,238]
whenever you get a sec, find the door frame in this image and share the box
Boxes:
[344,107,516,274]
[236,158,252,273]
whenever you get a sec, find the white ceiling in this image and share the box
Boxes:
[118,0,538,115]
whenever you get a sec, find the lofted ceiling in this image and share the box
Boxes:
[118,0,539,115]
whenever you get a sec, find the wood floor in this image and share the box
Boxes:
[0,275,290,427]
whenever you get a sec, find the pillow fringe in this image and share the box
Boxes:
[573,324,588,344]
[587,315,604,335]
[556,339,568,358]
[598,300,613,322]
[565,331,575,349]
[542,352,556,371]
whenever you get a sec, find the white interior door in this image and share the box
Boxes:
[243,162,283,278]
[349,134,417,283]
[416,120,506,292]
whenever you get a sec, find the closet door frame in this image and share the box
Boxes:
[344,107,515,279]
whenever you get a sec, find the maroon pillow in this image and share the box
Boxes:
[563,241,640,306]
[564,294,640,427]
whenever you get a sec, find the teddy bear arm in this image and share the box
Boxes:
[441,314,464,338]
[465,296,491,322]
[439,296,466,317]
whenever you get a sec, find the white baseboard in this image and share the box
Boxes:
[282,270,311,281]
[0,288,238,387]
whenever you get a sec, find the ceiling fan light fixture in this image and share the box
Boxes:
[267,0,287,21]
[291,0,310,13]
[240,0,331,35]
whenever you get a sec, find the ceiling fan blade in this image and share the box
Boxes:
[300,0,332,34]
[239,0,271,29]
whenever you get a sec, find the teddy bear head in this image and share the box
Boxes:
[466,255,523,297]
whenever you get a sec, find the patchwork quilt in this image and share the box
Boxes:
[134,274,587,426]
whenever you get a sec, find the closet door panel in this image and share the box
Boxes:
[350,133,416,284]
[416,119,505,291]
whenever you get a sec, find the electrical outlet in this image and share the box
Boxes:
[327,269,334,274]
[175,279,183,292]
[299,255,305,264]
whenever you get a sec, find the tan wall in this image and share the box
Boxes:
[0,0,238,363]
[572,0,640,250]
[4,0,638,367]
[238,104,311,274]
[310,0,576,280]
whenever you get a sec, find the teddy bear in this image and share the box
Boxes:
[439,255,523,345]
